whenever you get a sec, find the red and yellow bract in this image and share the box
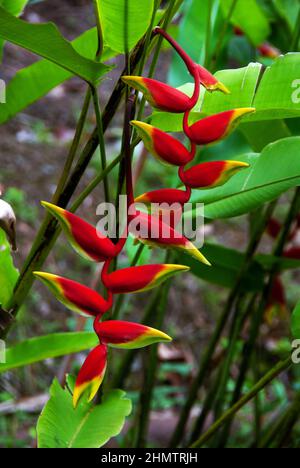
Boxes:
[131,120,193,166]
[42,201,120,262]
[73,344,107,407]
[34,272,112,318]
[102,264,189,294]
[184,108,255,145]
[179,161,249,189]
[94,320,172,349]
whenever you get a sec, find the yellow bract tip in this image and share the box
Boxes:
[227,160,250,169]
[33,271,58,281]
[131,120,153,134]
[186,243,212,266]
[233,107,256,120]
[41,201,65,217]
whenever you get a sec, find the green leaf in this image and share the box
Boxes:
[241,120,291,152]
[273,0,300,31]
[220,0,270,46]
[37,380,132,448]
[0,7,107,84]
[0,230,19,308]
[0,332,98,373]
[252,54,300,121]
[179,242,265,291]
[185,137,300,219]
[98,0,154,53]
[291,302,300,339]
[0,0,29,60]
[0,0,28,16]
[0,27,113,124]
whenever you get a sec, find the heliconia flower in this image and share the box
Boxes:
[102,264,189,294]
[179,161,249,189]
[131,120,193,166]
[258,43,280,59]
[135,188,191,206]
[42,201,119,262]
[128,210,211,265]
[34,272,112,318]
[94,320,172,349]
[196,65,230,94]
[183,108,255,145]
[122,76,193,113]
[73,344,107,408]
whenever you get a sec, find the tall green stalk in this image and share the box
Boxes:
[190,357,292,448]
[218,188,300,446]
[169,201,276,447]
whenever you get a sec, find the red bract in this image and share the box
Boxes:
[184,108,255,145]
[131,120,194,166]
[122,76,193,113]
[42,201,120,262]
[135,188,191,205]
[196,64,230,94]
[179,160,249,189]
[34,272,112,318]
[102,264,189,294]
[94,320,172,349]
[129,210,211,265]
[73,344,107,408]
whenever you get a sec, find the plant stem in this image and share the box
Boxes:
[204,0,213,69]
[133,280,171,448]
[218,188,300,446]
[291,7,300,51]
[91,85,110,202]
[93,0,104,58]
[111,286,163,389]
[190,357,292,448]
[211,0,238,69]
[169,201,276,447]
[113,243,145,320]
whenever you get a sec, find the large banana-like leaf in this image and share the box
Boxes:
[98,0,154,53]
[220,0,270,46]
[0,27,114,124]
[0,7,108,84]
[37,380,131,448]
[184,137,300,219]
[0,332,98,373]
